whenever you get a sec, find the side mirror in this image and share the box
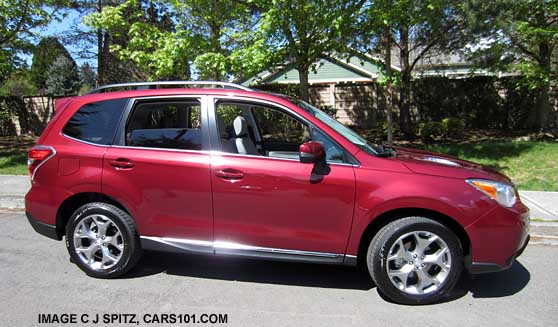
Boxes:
[299,141,325,163]
[300,141,330,178]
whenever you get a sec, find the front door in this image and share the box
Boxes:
[209,99,356,258]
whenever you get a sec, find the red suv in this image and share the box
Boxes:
[26,81,529,304]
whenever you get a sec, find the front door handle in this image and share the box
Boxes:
[215,168,244,180]
[109,158,135,169]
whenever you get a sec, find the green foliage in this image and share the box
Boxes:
[359,0,462,134]
[461,0,557,87]
[87,0,266,81]
[0,0,68,82]
[441,117,465,137]
[78,63,97,94]
[45,56,80,96]
[382,120,399,136]
[413,76,542,130]
[30,37,74,90]
[460,0,557,128]
[0,72,36,96]
[257,0,363,99]
[0,96,25,136]
[418,121,444,142]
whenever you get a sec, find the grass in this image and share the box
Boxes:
[421,141,558,191]
[0,135,36,175]
[0,135,556,191]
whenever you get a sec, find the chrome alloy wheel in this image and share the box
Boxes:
[386,231,452,295]
[72,214,124,270]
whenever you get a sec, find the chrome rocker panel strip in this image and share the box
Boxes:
[140,236,355,265]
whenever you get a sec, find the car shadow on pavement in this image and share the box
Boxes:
[127,251,530,299]
[455,260,530,299]
[127,251,375,290]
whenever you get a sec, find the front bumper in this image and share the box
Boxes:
[465,200,530,274]
[26,211,60,240]
[469,234,529,274]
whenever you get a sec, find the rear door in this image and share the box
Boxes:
[102,96,213,243]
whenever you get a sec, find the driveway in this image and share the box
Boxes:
[0,211,555,327]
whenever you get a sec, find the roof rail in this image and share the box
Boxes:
[86,81,253,94]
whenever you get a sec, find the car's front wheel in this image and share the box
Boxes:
[65,202,142,278]
[367,217,463,304]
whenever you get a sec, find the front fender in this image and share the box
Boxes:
[344,168,494,255]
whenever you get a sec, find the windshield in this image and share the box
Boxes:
[289,98,379,155]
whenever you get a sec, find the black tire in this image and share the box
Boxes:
[367,217,463,305]
[65,202,142,278]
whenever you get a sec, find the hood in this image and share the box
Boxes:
[390,146,511,183]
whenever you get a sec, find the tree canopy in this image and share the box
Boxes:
[0,0,68,81]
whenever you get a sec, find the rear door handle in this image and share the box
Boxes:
[215,168,244,180]
[109,158,135,169]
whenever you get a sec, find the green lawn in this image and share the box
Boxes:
[422,141,558,191]
[0,136,556,191]
[0,136,35,175]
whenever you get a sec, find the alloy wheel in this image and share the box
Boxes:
[386,230,452,295]
[72,214,124,270]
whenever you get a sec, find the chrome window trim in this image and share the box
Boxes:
[110,144,210,155]
[120,96,207,151]
[61,133,110,147]
[140,236,352,265]
[209,151,357,167]
[30,146,57,182]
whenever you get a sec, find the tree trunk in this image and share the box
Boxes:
[208,0,222,81]
[209,23,222,80]
[384,25,393,145]
[536,42,551,130]
[398,26,412,137]
[298,64,310,101]
[96,0,104,86]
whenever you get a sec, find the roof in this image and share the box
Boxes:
[242,55,387,86]
[242,50,494,86]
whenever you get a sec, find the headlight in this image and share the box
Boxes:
[466,179,517,208]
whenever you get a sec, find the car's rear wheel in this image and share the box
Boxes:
[65,202,142,278]
[367,217,463,304]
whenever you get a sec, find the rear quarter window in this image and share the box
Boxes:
[63,98,128,145]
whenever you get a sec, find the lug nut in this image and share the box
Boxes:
[102,236,105,240]
[413,254,418,258]
[102,243,106,247]
[409,261,413,265]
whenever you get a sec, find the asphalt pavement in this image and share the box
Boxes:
[0,211,556,327]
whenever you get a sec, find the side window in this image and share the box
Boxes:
[125,100,202,150]
[312,128,346,163]
[63,98,127,145]
[251,106,310,145]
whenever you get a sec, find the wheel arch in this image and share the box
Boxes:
[55,192,133,239]
[355,207,470,269]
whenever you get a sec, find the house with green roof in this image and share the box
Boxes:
[241,52,497,126]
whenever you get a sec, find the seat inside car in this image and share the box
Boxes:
[233,116,259,155]
[217,117,237,153]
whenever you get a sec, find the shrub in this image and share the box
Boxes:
[441,117,465,138]
[418,121,444,142]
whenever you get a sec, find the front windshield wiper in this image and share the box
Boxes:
[375,144,396,157]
